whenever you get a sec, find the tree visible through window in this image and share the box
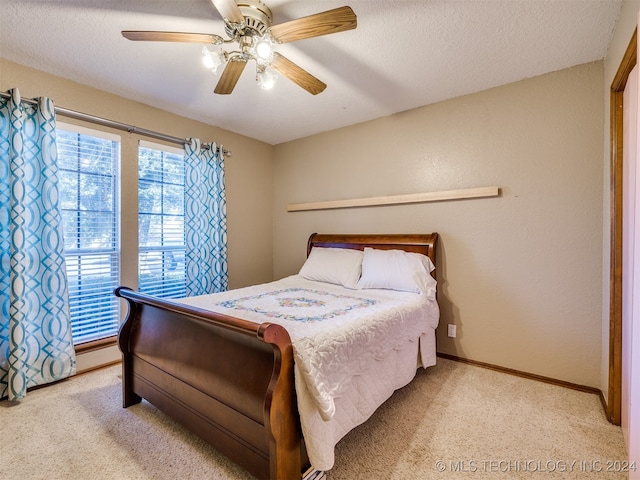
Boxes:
[138,141,186,298]
[57,124,121,345]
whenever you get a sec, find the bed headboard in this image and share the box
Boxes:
[307,233,438,276]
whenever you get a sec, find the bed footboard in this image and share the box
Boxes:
[115,287,306,480]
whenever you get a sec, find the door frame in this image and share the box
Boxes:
[608,28,637,425]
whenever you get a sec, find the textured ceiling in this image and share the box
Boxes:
[0,0,622,145]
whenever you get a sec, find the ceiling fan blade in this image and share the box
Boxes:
[214,58,247,94]
[270,52,326,95]
[270,6,357,44]
[210,0,245,24]
[122,31,223,44]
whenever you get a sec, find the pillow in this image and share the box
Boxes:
[299,247,363,289]
[357,247,436,294]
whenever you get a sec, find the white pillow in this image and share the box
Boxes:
[299,247,363,289]
[357,247,436,295]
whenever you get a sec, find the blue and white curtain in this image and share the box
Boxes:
[0,89,76,401]
[184,138,228,296]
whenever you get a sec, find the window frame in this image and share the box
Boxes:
[137,140,187,299]
[57,122,121,349]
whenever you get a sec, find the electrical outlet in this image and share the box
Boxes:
[447,324,457,338]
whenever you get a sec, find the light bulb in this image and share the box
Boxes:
[255,41,271,59]
[202,49,215,69]
[202,47,226,73]
[256,67,277,90]
[253,37,273,63]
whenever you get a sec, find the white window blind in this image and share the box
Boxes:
[138,141,186,299]
[57,123,121,345]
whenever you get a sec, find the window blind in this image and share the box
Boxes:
[138,141,186,299]
[57,123,121,345]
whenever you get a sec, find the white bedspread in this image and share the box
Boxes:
[177,275,439,471]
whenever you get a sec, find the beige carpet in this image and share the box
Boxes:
[0,358,627,479]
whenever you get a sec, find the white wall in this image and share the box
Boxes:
[273,62,604,388]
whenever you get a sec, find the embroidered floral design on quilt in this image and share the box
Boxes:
[278,297,325,308]
[216,288,377,322]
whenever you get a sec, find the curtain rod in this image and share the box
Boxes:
[0,91,231,157]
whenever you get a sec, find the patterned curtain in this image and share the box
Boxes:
[184,138,228,296]
[0,89,76,401]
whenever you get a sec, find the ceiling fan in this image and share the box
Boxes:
[122,0,357,95]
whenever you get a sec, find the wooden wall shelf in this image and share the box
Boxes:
[287,186,500,212]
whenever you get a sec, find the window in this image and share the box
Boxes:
[138,141,186,299]
[57,123,120,345]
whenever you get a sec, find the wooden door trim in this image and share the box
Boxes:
[608,28,637,425]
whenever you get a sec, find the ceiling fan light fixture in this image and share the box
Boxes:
[202,46,226,73]
[122,1,357,95]
[256,66,277,90]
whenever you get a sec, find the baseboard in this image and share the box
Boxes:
[598,390,609,419]
[437,352,603,397]
[76,344,121,374]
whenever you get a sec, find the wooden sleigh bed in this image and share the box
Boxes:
[115,233,438,480]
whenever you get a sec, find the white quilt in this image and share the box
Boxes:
[177,275,439,471]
